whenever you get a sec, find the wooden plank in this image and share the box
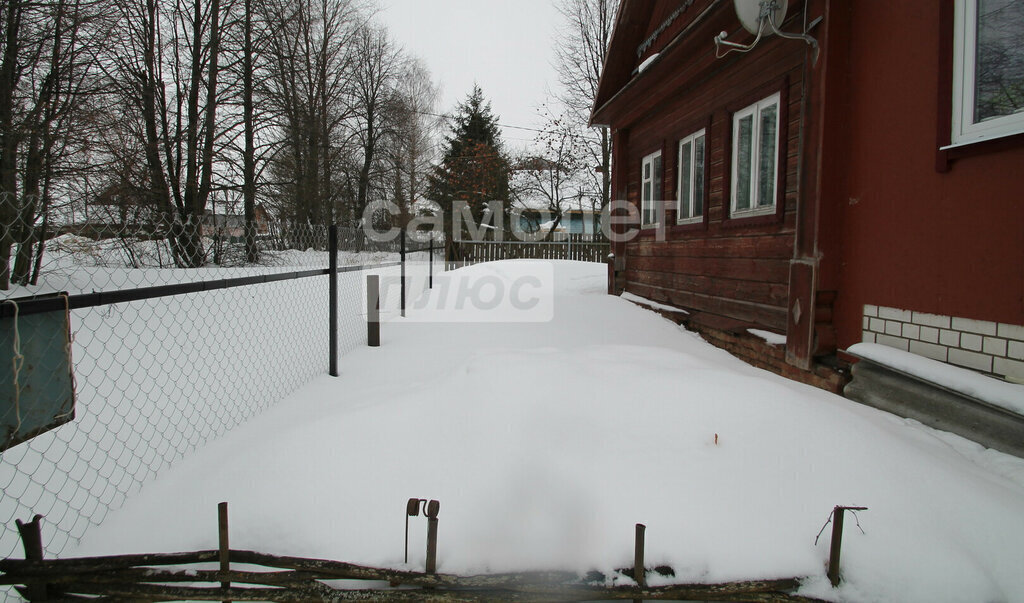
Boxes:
[631,235,795,259]
[629,255,791,284]
[627,282,788,331]
[630,270,788,308]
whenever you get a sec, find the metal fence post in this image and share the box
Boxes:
[329,225,338,377]
[428,237,434,289]
[634,523,646,589]
[367,274,380,347]
[400,227,406,318]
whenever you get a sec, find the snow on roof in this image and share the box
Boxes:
[848,342,1024,415]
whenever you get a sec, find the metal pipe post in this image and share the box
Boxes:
[400,228,406,318]
[634,523,646,589]
[329,225,338,376]
[367,274,380,347]
[426,517,438,575]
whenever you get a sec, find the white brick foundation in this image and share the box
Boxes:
[862,305,1024,383]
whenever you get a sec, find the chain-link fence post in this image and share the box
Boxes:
[400,228,406,318]
[329,224,339,377]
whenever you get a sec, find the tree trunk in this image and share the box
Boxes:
[242,0,258,263]
[140,0,182,266]
[0,0,23,289]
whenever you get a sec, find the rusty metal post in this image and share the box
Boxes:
[405,498,422,564]
[218,502,231,600]
[634,523,647,589]
[367,274,380,347]
[425,499,440,575]
[16,515,47,600]
[425,518,438,574]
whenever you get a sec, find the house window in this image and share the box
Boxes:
[951,0,1024,146]
[731,93,780,217]
[641,150,662,227]
[677,130,706,223]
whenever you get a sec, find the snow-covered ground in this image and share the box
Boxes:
[67,261,1024,602]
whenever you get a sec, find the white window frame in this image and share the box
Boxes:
[677,129,706,225]
[950,0,1024,147]
[730,93,780,217]
[640,150,662,228]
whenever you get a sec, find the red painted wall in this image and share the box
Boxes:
[833,1,1024,349]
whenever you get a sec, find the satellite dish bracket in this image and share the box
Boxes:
[714,0,820,65]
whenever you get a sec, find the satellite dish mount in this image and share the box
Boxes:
[714,0,819,64]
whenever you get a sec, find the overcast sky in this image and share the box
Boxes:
[377,0,563,150]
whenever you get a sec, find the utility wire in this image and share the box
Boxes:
[413,109,547,134]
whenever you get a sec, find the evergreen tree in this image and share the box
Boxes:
[428,85,510,253]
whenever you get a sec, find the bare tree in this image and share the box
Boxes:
[387,58,440,228]
[101,0,229,267]
[553,0,616,209]
[241,0,258,261]
[348,24,402,225]
[260,0,362,238]
[512,104,589,240]
[0,0,107,288]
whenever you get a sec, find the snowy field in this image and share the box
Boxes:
[1,238,432,567]
[65,260,1024,602]
[2,234,406,299]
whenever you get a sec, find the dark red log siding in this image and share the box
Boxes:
[617,2,809,333]
[832,1,1024,349]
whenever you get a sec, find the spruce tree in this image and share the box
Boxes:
[429,86,510,253]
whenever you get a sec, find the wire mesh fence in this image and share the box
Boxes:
[0,213,436,584]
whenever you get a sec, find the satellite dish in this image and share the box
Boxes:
[735,0,788,35]
[714,0,818,63]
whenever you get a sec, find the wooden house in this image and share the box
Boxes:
[592,0,1024,393]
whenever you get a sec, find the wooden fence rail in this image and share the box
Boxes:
[452,234,610,268]
[0,550,824,602]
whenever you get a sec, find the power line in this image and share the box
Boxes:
[414,109,546,134]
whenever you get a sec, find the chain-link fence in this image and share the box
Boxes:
[0,214,436,583]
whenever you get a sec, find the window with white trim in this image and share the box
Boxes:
[677,130,706,223]
[731,93,780,217]
[641,150,662,227]
[951,0,1024,146]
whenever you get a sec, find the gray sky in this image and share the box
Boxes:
[377,0,563,150]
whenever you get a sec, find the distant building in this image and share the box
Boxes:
[201,205,271,238]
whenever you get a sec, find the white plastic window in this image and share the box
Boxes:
[731,93,780,216]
